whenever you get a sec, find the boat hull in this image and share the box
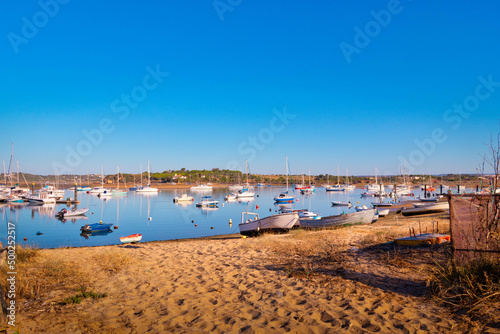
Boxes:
[300,209,376,229]
[401,202,449,216]
[120,234,142,243]
[239,212,299,236]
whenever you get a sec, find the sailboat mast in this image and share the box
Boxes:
[101,166,104,188]
[246,159,249,185]
[286,156,288,191]
[2,161,5,185]
[148,161,151,186]
[117,165,120,190]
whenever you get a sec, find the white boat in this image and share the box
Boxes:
[378,209,390,217]
[196,196,219,207]
[371,201,394,207]
[190,184,213,191]
[136,161,159,193]
[274,156,295,203]
[174,193,194,203]
[325,166,343,192]
[331,200,351,207]
[27,191,56,204]
[401,202,449,216]
[354,205,369,211]
[225,193,238,201]
[239,211,299,236]
[7,195,24,203]
[120,234,142,244]
[341,169,355,191]
[300,209,376,228]
[112,165,128,196]
[90,166,110,194]
[236,160,255,198]
[56,207,89,217]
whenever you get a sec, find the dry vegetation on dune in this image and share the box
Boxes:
[0,246,135,309]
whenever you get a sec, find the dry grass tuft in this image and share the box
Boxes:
[94,248,134,272]
[428,258,500,327]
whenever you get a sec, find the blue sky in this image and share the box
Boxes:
[1,1,499,176]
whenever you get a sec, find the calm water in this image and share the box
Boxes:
[0,185,460,248]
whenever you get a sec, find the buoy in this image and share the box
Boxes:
[24,237,27,241]
[192,220,194,223]
[256,205,259,209]
[195,224,197,227]
[99,220,103,224]
[222,203,224,207]
[211,227,214,229]
[269,208,272,212]
[148,217,152,221]
[257,195,259,197]
[91,212,94,214]
[114,226,118,229]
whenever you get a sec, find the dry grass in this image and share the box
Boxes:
[0,246,135,301]
[428,258,500,327]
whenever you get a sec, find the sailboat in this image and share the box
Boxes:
[90,166,110,194]
[326,166,343,192]
[300,170,316,194]
[112,166,128,196]
[274,156,295,203]
[342,169,355,191]
[136,161,159,193]
[236,160,255,198]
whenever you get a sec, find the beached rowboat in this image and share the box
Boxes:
[300,209,376,229]
[120,234,142,243]
[239,212,299,236]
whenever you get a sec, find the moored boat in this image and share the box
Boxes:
[80,222,113,232]
[174,193,194,203]
[401,202,449,216]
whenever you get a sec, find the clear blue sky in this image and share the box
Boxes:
[1,1,499,176]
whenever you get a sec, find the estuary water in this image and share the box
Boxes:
[0,185,454,248]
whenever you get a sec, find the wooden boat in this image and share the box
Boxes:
[80,222,113,232]
[401,202,449,216]
[300,209,376,229]
[120,234,142,244]
[239,212,299,236]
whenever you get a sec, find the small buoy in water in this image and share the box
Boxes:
[222,203,224,207]
[269,208,272,212]
[114,226,118,229]
[148,217,152,221]
[256,205,259,209]
[91,212,94,214]
[195,224,197,227]
[257,195,259,197]
[99,220,103,224]
[229,219,232,227]
[24,237,27,241]
[211,226,214,229]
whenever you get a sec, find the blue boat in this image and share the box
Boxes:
[80,222,113,233]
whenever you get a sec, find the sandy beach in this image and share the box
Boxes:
[10,212,494,333]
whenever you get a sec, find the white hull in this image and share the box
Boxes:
[402,202,449,216]
[64,208,89,217]
[190,185,213,191]
[239,212,299,236]
[136,186,158,193]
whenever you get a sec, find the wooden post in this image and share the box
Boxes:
[394,182,397,202]
[74,183,77,204]
[440,184,443,195]
[424,184,427,198]
[458,184,460,193]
